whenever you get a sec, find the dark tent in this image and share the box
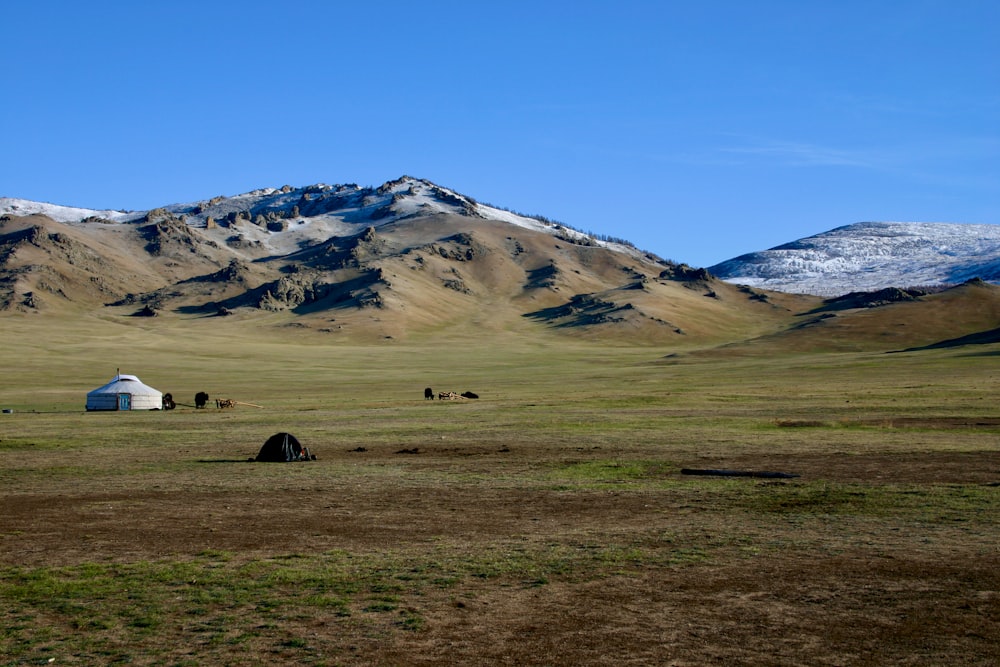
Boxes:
[255,432,314,462]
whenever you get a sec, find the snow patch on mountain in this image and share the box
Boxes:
[0,197,138,223]
[2,176,643,259]
[709,221,1000,296]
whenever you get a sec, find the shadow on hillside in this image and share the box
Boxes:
[173,271,381,316]
[811,287,929,313]
[523,294,641,328]
[891,327,1000,353]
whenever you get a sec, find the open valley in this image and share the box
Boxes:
[2,314,998,665]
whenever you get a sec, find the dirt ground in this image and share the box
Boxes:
[3,446,999,665]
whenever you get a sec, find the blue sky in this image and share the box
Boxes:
[2,1,997,267]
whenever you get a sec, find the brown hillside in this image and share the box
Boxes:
[717,279,1000,353]
[0,214,168,312]
[4,207,999,352]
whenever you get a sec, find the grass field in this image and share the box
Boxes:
[1,313,998,665]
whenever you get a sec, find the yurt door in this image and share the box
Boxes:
[117,393,132,411]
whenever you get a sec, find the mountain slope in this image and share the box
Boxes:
[2,176,808,345]
[0,213,171,312]
[709,222,1000,296]
[3,179,998,353]
[717,279,1000,354]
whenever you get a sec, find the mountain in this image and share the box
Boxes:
[709,222,1000,296]
[0,176,812,345]
[3,178,999,353]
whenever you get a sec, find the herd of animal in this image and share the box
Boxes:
[170,389,480,409]
[425,388,479,400]
[186,392,236,409]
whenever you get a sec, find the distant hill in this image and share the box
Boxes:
[0,177,810,345]
[709,221,1000,296]
[705,279,1000,354]
[3,179,998,353]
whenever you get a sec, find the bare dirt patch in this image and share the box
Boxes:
[3,448,999,665]
[688,450,1000,485]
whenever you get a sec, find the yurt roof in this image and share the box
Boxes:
[87,374,162,396]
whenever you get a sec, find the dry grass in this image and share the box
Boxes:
[1,313,999,665]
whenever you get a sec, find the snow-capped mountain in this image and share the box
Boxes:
[4,178,1000,351]
[709,222,1000,296]
[0,176,639,259]
[4,175,729,343]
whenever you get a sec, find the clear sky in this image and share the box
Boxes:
[2,1,997,267]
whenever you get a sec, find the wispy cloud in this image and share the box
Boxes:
[714,138,887,169]
[708,133,1000,174]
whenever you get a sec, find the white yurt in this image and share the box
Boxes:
[86,373,164,411]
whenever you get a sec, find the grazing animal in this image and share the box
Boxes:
[424,387,434,400]
[216,398,236,409]
[460,391,479,399]
[194,391,209,409]
[438,391,463,400]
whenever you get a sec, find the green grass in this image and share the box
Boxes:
[725,479,1000,520]
[0,541,719,662]
[2,314,999,664]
